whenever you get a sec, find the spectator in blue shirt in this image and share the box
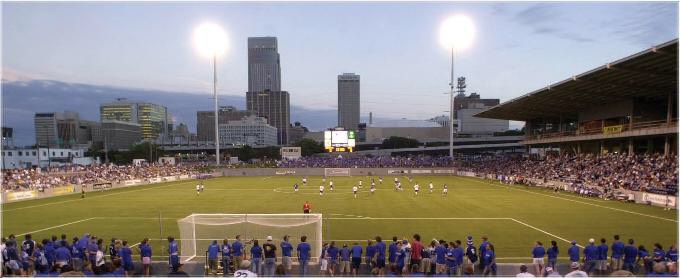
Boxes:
[232,235,244,273]
[297,235,311,277]
[328,241,340,276]
[139,238,152,276]
[445,242,458,276]
[547,240,559,269]
[280,236,293,272]
[453,240,465,276]
[250,240,263,275]
[86,237,98,267]
[637,245,652,274]
[583,238,599,274]
[396,241,405,275]
[374,236,387,275]
[208,240,220,275]
[532,241,546,276]
[623,239,638,272]
[54,243,71,267]
[479,236,489,272]
[653,243,666,263]
[167,236,180,272]
[389,236,398,269]
[482,243,496,276]
[340,244,351,275]
[667,245,678,262]
[597,238,609,275]
[435,240,447,275]
[33,242,49,274]
[22,234,35,259]
[611,235,625,271]
[351,242,362,276]
[365,240,376,273]
[119,241,133,275]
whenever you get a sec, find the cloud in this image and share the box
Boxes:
[510,4,597,43]
[600,3,678,46]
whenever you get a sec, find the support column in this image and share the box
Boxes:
[628,139,634,156]
[577,142,581,154]
[668,90,673,125]
[600,141,604,154]
[664,136,670,157]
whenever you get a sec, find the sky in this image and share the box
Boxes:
[2,1,678,124]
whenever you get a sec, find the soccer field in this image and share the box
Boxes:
[2,175,677,263]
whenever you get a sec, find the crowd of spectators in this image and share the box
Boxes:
[2,163,203,192]
[277,155,453,168]
[2,232,677,277]
[458,153,678,195]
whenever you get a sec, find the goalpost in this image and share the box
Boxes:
[177,214,323,263]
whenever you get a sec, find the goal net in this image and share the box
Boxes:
[177,214,323,263]
[324,168,351,177]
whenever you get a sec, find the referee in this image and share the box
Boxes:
[303,201,311,214]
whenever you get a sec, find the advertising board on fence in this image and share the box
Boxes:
[325,168,350,176]
[433,169,455,174]
[163,176,177,182]
[387,169,407,174]
[149,177,162,183]
[642,193,676,207]
[410,169,432,174]
[276,170,296,175]
[179,175,190,180]
[52,185,75,196]
[123,179,142,186]
[5,190,37,201]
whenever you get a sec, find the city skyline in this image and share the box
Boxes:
[2,2,678,145]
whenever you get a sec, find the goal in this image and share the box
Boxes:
[324,168,351,177]
[177,214,323,263]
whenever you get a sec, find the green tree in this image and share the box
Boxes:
[295,138,324,156]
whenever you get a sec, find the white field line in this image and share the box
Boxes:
[327,217,512,220]
[510,218,583,248]
[129,242,141,248]
[17,217,98,237]
[3,181,195,212]
[552,191,607,203]
[461,177,678,223]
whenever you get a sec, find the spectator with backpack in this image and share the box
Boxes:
[465,236,478,269]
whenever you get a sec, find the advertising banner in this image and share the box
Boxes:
[387,169,407,174]
[52,185,75,196]
[642,193,676,207]
[5,190,37,201]
[411,169,432,174]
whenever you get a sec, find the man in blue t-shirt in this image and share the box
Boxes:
[445,243,458,276]
[297,235,311,277]
[232,235,244,273]
[389,236,398,269]
[120,241,134,275]
[220,239,231,275]
[532,241,546,276]
[568,240,580,263]
[623,239,638,272]
[207,240,220,275]
[374,236,387,275]
[365,240,375,273]
[611,235,624,271]
[478,236,489,271]
[435,240,447,275]
[453,240,465,276]
[54,242,71,267]
[340,244,351,275]
[168,236,180,271]
[583,238,599,274]
[351,242,363,276]
[597,238,609,275]
[280,235,293,271]
[327,241,340,276]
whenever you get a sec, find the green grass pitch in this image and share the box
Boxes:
[2,175,677,263]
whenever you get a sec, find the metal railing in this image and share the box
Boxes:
[527,119,678,141]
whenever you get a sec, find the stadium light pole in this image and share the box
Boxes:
[193,22,228,165]
[439,15,475,158]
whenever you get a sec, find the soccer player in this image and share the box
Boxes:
[353,186,358,198]
[429,182,434,193]
[370,182,376,194]
[293,183,299,193]
[378,176,383,184]
[414,183,420,196]
[196,184,201,195]
[443,184,448,195]
[319,184,325,196]
[297,236,311,277]
[200,183,205,193]
[302,176,307,185]
[358,179,363,188]
[303,201,311,214]
[329,180,334,191]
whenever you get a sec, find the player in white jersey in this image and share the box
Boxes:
[370,183,376,194]
[322,177,326,183]
[294,183,299,192]
[358,180,363,188]
[302,177,307,185]
[414,183,420,195]
[320,185,325,196]
[200,184,205,192]
[329,180,334,191]
[352,186,358,198]
[394,181,399,191]
[196,184,201,195]
[428,182,434,193]
[379,176,383,184]
[443,184,448,195]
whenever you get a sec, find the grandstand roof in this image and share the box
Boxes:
[476,39,678,121]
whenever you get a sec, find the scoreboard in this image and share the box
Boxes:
[324,130,356,152]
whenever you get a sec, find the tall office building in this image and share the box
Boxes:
[248,37,281,92]
[100,98,170,141]
[34,111,101,148]
[246,90,290,145]
[338,73,361,130]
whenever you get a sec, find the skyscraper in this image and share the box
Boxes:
[100,98,171,141]
[248,37,281,92]
[246,90,290,145]
[196,106,256,142]
[338,73,361,130]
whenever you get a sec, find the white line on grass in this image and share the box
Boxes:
[17,217,97,237]
[3,181,195,212]
[510,218,583,248]
[461,177,678,223]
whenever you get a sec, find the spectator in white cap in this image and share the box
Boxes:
[516,264,535,277]
[234,260,257,277]
[565,262,587,277]
[262,236,277,276]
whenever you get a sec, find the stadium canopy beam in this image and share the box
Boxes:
[608,65,677,79]
[572,77,672,96]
